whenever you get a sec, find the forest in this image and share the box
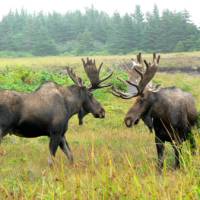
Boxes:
[0,5,200,56]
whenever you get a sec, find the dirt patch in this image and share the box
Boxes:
[159,66,200,75]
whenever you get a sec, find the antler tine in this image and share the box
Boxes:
[152,53,160,64]
[110,77,140,99]
[66,67,84,87]
[81,58,86,66]
[99,71,113,84]
[98,62,103,74]
[137,52,142,64]
[134,67,144,80]
[111,86,138,99]
[125,80,140,93]
[157,55,160,64]
[117,77,139,90]
[153,53,156,61]
[143,60,150,69]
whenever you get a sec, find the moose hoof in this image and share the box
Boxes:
[156,167,163,175]
[173,164,180,170]
[48,158,54,167]
[191,150,197,156]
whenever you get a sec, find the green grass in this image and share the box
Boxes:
[0,52,200,199]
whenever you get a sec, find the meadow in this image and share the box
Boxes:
[0,52,200,200]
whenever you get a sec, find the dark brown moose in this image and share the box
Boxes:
[112,53,198,171]
[0,58,112,165]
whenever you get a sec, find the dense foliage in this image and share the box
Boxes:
[0,5,199,56]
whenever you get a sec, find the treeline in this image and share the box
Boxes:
[0,5,200,56]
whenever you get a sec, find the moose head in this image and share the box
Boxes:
[67,58,113,122]
[112,53,160,128]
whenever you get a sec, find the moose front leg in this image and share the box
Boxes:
[155,137,165,173]
[59,137,74,164]
[48,134,61,166]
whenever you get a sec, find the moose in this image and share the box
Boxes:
[0,58,112,165]
[112,53,198,171]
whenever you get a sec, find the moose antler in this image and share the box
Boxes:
[122,52,145,84]
[112,53,160,99]
[82,58,113,90]
[66,67,84,87]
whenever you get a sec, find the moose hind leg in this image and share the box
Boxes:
[59,137,73,164]
[188,132,197,155]
[172,144,182,169]
[155,137,165,172]
[0,129,3,144]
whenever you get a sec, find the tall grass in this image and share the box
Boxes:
[0,54,200,199]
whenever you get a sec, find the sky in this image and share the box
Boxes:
[1,0,200,26]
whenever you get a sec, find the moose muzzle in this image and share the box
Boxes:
[124,116,140,128]
[94,108,105,118]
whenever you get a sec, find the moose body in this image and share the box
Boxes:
[0,82,104,164]
[0,58,112,164]
[112,53,198,171]
[134,87,197,170]
[0,82,96,137]
[144,87,197,141]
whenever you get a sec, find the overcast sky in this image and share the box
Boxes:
[1,0,199,25]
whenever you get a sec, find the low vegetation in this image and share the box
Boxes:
[0,53,200,199]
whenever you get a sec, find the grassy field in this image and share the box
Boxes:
[0,52,200,199]
[0,51,200,69]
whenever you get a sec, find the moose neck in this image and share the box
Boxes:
[61,85,86,120]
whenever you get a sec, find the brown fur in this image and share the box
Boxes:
[0,81,105,164]
[125,86,198,170]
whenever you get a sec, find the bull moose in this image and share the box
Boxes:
[0,58,112,165]
[112,53,198,171]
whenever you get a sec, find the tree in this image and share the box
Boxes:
[120,14,135,53]
[132,5,145,50]
[144,5,162,51]
[0,7,199,56]
[107,12,124,54]
[76,31,95,54]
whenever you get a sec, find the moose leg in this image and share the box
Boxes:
[59,137,73,164]
[48,134,61,166]
[155,137,165,172]
[188,132,196,155]
[0,129,3,144]
[172,144,182,169]
[0,129,7,144]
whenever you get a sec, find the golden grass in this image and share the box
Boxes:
[0,51,200,69]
